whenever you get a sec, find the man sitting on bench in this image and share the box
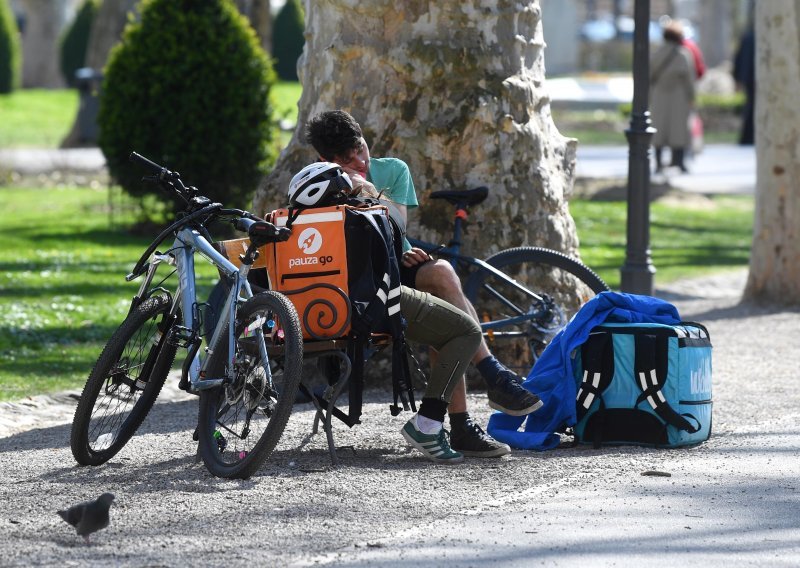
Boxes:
[304,110,543,459]
[288,163,485,464]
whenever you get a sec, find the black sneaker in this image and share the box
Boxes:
[487,371,543,416]
[450,417,511,458]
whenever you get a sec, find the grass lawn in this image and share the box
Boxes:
[0,83,302,150]
[0,185,753,401]
[0,89,79,148]
[0,186,219,401]
[572,194,754,290]
[272,80,302,124]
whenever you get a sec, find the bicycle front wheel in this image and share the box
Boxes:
[463,247,609,375]
[197,291,303,479]
[71,293,178,466]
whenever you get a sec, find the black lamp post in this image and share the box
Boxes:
[620,0,655,294]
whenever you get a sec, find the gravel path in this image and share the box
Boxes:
[2,269,799,567]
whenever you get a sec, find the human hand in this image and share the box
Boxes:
[343,168,366,184]
[401,247,433,267]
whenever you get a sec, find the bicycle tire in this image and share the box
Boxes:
[71,293,178,466]
[197,291,303,479]
[463,247,609,374]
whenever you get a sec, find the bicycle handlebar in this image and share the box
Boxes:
[129,151,200,205]
[129,151,165,176]
[125,151,287,281]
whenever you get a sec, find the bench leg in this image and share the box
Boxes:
[307,351,353,465]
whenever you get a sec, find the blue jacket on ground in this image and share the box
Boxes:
[486,291,681,450]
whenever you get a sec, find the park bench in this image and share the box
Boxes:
[217,238,412,466]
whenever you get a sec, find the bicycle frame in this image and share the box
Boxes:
[131,225,273,392]
[407,236,548,336]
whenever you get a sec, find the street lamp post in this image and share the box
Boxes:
[620,0,656,295]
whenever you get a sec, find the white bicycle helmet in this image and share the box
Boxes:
[287,162,353,207]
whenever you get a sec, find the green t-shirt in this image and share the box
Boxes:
[368,157,417,251]
[368,157,418,209]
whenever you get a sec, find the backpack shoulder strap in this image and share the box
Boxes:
[634,333,699,433]
[576,330,615,421]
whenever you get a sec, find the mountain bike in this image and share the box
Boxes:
[408,186,610,374]
[69,152,303,479]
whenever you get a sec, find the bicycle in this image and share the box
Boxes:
[69,152,304,479]
[407,186,610,374]
[205,184,609,381]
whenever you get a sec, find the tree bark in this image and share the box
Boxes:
[61,0,139,147]
[235,0,272,54]
[83,0,139,70]
[253,0,579,258]
[698,0,732,69]
[17,0,72,88]
[743,1,800,304]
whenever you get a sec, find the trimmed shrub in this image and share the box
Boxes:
[98,0,277,212]
[60,0,100,87]
[0,0,21,93]
[271,0,304,81]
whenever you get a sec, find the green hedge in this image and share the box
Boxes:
[0,0,21,93]
[618,92,745,117]
[271,0,304,81]
[98,0,277,212]
[60,0,99,87]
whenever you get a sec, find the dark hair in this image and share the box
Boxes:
[305,110,363,161]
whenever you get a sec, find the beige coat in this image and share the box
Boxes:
[650,42,696,148]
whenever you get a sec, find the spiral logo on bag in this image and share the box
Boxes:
[297,228,323,255]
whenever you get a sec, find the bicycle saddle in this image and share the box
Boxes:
[429,186,488,207]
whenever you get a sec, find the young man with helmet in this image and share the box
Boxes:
[303,110,543,459]
[287,162,483,464]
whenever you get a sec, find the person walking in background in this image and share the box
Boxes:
[682,35,706,80]
[733,24,756,146]
[650,20,696,174]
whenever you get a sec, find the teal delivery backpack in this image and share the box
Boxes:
[573,322,712,448]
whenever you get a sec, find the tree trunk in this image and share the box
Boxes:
[698,0,732,68]
[235,0,271,54]
[253,0,579,258]
[17,0,73,88]
[61,0,139,147]
[83,0,139,70]
[743,1,800,304]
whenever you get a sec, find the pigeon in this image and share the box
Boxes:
[57,493,115,543]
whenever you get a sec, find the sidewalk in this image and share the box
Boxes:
[3,270,799,566]
[576,143,756,195]
[0,148,106,174]
[0,144,756,195]
[547,74,633,110]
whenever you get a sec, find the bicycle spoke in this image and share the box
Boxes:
[465,247,609,374]
[198,291,303,479]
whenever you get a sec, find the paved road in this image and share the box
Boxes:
[2,270,799,566]
[0,148,106,174]
[575,144,756,194]
[0,144,756,195]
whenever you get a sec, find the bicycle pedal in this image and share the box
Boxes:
[167,325,196,348]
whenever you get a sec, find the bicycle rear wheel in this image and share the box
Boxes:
[197,291,303,479]
[71,293,178,466]
[463,247,609,375]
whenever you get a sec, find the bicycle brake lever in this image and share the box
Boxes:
[141,175,159,184]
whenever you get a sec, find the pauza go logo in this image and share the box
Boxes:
[297,228,322,255]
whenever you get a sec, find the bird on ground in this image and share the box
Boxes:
[57,493,115,544]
